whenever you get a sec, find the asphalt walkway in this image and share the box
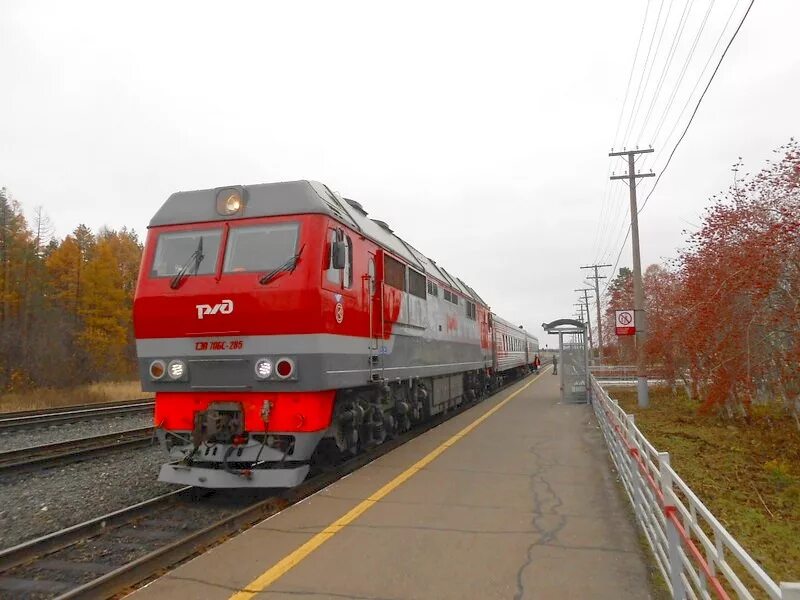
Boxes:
[132,370,654,599]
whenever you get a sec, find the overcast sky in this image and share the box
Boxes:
[2,1,798,344]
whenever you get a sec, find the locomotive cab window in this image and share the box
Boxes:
[151,228,222,277]
[223,223,299,273]
[326,229,353,288]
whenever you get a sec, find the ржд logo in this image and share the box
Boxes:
[196,299,234,320]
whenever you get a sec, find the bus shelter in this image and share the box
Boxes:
[542,319,589,404]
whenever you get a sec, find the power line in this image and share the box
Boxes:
[635,0,696,144]
[628,0,676,147]
[594,0,653,266]
[648,0,718,146]
[612,0,653,148]
[601,0,756,288]
[622,0,665,145]
[639,0,756,213]
[651,0,743,164]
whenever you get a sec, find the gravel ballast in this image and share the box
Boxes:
[0,445,174,550]
[0,413,153,452]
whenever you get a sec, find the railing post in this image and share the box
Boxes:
[781,582,800,600]
[659,451,685,600]
[626,414,644,524]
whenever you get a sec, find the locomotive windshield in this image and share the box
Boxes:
[150,223,299,279]
[223,223,299,273]
[151,229,222,277]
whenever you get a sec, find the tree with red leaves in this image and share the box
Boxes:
[601,140,800,423]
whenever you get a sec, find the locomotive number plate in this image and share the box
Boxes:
[194,340,244,351]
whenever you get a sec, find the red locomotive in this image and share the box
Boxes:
[134,181,538,488]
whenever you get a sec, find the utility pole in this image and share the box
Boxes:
[610,148,655,408]
[575,288,594,359]
[581,264,610,362]
[574,303,586,323]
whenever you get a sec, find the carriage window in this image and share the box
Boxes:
[384,255,406,290]
[408,269,426,299]
[224,223,299,273]
[427,281,439,297]
[151,228,222,277]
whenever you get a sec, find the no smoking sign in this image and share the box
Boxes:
[615,310,635,336]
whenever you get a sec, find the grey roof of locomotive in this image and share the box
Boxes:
[150,180,485,305]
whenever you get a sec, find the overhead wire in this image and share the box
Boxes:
[635,0,696,144]
[639,0,755,214]
[628,0,676,147]
[651,0,743,165]
[648,0,718,146]
[591,0,652,265]
[612,0,653,147]
[621,0,665,145]
[601,0,755,297]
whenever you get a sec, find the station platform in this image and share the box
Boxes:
[131,370,654,600]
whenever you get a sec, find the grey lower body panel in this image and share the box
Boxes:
[140,335,492,392]
[158,463,310,488]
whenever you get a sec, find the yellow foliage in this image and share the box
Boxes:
[78,240,131,378]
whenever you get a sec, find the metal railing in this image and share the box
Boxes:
[590,364,638,380]
[590,374,800,600]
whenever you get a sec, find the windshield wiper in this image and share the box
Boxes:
[259,244,305,286]
[170,237,205,290]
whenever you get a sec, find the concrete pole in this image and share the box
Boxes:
[610,148,654,408]
[576,288,594,362]
[627,151,649,408]
[581,264,610,362]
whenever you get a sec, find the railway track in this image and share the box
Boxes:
[0,428,154,475]
[0,399,155,432]
[0,376,533,600]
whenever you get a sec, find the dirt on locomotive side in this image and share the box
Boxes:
[607,385,800,585]
[0,381,153,413]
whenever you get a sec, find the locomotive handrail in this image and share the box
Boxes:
[589,374,799,599]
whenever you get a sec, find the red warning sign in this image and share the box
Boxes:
[615,310,635,336]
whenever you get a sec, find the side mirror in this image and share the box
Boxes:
[332,241,347,269]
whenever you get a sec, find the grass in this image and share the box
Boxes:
[0,381,153,413]
[607,386,800,588]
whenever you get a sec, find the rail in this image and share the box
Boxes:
[0,399,154,431]
[589,374,800,600]
[0,427,154,474]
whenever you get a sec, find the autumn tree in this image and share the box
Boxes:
[0,189,144,392]
[78,239,130,378]
[601,140,800,422]
[601,267,635,364]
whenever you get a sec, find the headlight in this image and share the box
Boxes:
[255,358,273,379]
[167,360,186,380]
[149,360,166,380]
[216,188,244,215]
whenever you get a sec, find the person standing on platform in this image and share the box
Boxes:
[552,354,558,375]
[533,354,540,372]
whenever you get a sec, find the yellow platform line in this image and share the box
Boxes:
[230,369,549,599]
